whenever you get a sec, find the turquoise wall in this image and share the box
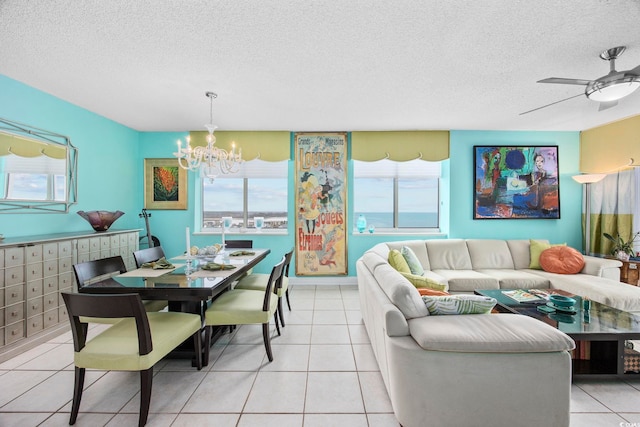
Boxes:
[449,130,582,247]
[0,75,142,234]
[1,75,584,276]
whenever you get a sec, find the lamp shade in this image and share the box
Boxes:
[586,78,640,102]
[572,173,606,184]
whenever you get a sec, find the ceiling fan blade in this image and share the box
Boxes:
[538,77,592,85]
[598,100,618,111]
[628,64,640,75]
[519,93,585,115]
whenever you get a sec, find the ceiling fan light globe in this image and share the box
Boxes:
[586,78,640,102]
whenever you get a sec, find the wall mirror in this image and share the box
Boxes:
[0,117,78,213]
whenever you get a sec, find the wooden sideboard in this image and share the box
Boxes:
[0,229,140,362]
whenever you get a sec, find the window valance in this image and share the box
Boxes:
[351,131,449,162]
[0,131,67,159]
[189,131,290,162]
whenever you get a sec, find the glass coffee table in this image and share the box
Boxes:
[475,288,640,379]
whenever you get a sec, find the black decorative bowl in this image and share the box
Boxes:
[77,210,125,232]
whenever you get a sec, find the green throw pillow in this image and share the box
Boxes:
[400,271,446,291]
[389,249,411,273]
[422,295,497,315]
[401,246,425,275]
[529,240,566,270]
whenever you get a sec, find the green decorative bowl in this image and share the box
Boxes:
[549,294,576,308]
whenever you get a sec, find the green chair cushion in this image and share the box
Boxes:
[205,289,278,325]
[75,312,201,371]
[234,274,289,297]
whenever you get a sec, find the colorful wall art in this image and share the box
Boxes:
[295,133,348,275]
[474,145,560,219]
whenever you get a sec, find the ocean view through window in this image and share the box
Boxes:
[354,159,440,230]
[201,160,288,230]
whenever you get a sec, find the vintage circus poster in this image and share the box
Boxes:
[295,133,347,275]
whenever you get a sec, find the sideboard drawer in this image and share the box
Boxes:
[5,266,24,286]
[5,321,24,345]
[27,314,43,336]
[5,248,24,268]
[27,296,43,318]
[5,284,24,306]
[5,302,24,326]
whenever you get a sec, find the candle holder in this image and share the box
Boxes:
[184,255,196,275]
[221,216,232,252]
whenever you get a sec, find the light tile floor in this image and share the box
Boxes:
[1,284,640,426]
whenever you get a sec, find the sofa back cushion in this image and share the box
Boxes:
[425,239,472,270]
[386,240,430,270]
[373,263,429,319]
[467,239,515,269]
[507,239,541,270]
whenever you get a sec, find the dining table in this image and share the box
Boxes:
[79,248,271,365]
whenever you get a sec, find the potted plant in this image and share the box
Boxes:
[603,231,640,261]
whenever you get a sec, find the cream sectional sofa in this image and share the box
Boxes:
[355,238,639,427]
[373,238,640,313]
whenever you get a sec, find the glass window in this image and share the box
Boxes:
[5,173,66,201]
[354,159,440,230]
[202,160,288,230]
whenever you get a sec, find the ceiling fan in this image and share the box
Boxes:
[520,46,640,115]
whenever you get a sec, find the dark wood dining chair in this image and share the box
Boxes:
[225,240,255,278]
[235,248,294,326]
[224,239,253,249]
[73,255,127,288]
[204,255,285,363]
[133,246,166,268]
[61,292,202,427]
[73,256,167,314]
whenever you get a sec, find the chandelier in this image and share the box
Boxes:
[174,91,243,181]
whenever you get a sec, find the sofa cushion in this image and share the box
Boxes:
[388,249,411,273]
[475,269,551,289]
[540,246,585,274]
[431,269,499,292]
[400,271,447,291]
[426,239,472,270]
[467,239,515,269]
[537,271,640,312]
[386,240,430,270]
[374,263,429,319]
[408,314,575,353]
[422,295,497,315]
[529,239,565,269]
[401,246,425,275]
[507,239,540,270]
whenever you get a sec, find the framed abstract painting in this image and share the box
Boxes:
[144,158,187,210]
[473,145,560,219]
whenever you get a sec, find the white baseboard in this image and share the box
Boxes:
[289,276,358,286]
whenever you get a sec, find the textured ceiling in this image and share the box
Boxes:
[1,0,640,132]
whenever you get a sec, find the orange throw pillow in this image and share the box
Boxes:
[539,246,585,274]
[417,288,450,296]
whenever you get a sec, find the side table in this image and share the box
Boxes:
[620,259,640,286]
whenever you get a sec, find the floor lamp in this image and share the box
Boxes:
[572,173,606,255]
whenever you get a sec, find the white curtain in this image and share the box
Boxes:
[589,168,638,256]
